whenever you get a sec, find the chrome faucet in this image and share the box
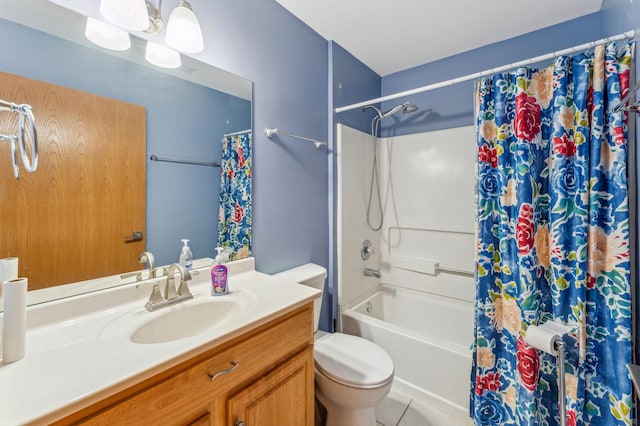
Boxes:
[165,263,192,300]
[138,251,157,279]
[144,263,193,311]
[120,251,158,282]
[364,268,381,278]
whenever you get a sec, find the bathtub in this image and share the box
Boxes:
[341,284,474,414]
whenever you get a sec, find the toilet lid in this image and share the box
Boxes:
[314,333,394,388]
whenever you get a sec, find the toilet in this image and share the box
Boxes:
[274,264,394,426]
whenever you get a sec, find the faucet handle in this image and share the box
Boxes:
[178,269,193,296]
[144,284,164,312]
[120,271,143,281]
[361,240,376,260]
[164,275,179,300]
[178,280,193,298]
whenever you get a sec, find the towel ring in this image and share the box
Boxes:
[0,101,39,179]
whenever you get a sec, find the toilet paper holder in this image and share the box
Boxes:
[554,339,567,426]
[525,323,568,426]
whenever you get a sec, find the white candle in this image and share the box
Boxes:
[3,277,27,363]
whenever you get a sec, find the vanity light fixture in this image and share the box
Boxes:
[85,0,204,65]
[164,0,204,53]
[84,17,131,51]
[145,41,182,68]
[99,0,149,32]
[146,0,204,53]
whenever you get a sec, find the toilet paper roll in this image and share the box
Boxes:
[3,278,27,363]
[0,258,18,297]
[525,321,573,356]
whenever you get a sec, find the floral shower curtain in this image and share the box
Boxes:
[471,41,634,425]
[218,131,252,260]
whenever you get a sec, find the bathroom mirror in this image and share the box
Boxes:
[0,1,252,302]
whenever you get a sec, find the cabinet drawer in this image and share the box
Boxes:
[77,305,313,425]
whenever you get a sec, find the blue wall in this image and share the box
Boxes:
[0,18,251,267]
[328,41,381,330]
[141,0,333,328]
[331,42,382,134]
[197,1,330,284]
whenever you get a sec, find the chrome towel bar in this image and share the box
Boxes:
[264,127,326,149]
[149,154,220,168]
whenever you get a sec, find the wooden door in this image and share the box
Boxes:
[227,347,314,426]
[0,71,146,290]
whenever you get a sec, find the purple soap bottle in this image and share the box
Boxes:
[211,246,228,296]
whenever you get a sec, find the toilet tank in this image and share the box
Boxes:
[273,263,327,331]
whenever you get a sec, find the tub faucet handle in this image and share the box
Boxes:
[361,239,376,260]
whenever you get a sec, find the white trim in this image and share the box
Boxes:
[335,30,635,114]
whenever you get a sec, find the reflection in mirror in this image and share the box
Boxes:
[0,1,252,304]
[1,70,148,289]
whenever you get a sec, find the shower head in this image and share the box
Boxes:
[403,103,419,114]
[390,102,419,116]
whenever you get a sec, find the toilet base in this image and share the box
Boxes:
[316,387,377,426]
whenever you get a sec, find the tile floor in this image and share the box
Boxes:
[375,384,474,426]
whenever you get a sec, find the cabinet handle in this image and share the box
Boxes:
[207,361,239,381]
[234,421,246,426]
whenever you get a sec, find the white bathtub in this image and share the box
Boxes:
[341,284,474,414]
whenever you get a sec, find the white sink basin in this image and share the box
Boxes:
[131,299,241,344]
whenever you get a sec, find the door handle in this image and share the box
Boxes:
[124,231,144,243]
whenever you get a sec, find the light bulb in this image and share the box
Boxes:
[85,17,131,51]
[145,41,181,69]
[165,1,204,53]
[99,0,149,32]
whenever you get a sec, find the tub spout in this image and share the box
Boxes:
[364,268,381,278]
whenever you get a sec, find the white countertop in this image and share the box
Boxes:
[0,258,321,425]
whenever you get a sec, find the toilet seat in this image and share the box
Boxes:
[314,333,394,389]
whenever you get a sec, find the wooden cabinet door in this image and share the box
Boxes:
[0,71,146,290]
[227,347,314,426]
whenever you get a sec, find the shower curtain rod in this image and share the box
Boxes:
[335,30,635,114]
[223,129,252,138]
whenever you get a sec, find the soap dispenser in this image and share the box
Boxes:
[210,246,229,296]
[179,239,193,270]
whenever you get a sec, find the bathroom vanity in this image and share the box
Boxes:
[61,305,314,425]
[0,258,320,425]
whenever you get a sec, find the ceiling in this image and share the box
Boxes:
[274,0,603,76]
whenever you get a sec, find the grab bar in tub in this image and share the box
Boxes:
[389,256,474,277]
